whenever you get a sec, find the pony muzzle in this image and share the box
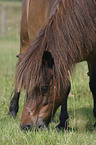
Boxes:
[20,119,47,131]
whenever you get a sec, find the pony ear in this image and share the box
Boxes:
[42,51,54,69]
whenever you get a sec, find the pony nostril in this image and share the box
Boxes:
[20,124,32,131]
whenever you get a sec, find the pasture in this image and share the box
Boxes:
[0,1,96,145]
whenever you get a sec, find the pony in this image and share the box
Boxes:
[9,0,96,131]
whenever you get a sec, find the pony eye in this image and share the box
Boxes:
[41,86,48,95]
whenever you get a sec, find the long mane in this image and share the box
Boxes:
[16,0,96,96]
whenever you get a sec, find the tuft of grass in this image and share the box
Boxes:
[0,1,96,145]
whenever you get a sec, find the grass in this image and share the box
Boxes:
[0,1,96,145]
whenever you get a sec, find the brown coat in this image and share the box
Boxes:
[20,0,59,54]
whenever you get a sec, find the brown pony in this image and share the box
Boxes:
[9,0,96,131]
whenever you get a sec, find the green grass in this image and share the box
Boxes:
[0,1,96,145]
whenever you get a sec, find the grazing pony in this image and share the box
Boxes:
[9,0,96,131]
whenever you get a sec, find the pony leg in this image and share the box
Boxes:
[56,82,71,131]
[87,55,96,127]
[9,90,20,117]
[9,1,29,118]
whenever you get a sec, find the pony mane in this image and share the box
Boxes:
[16,0,96,97]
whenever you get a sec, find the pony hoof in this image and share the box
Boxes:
[56,126,62,132]
[9,104,18,118]
[56,124,70,132]
[8,111,16,118]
